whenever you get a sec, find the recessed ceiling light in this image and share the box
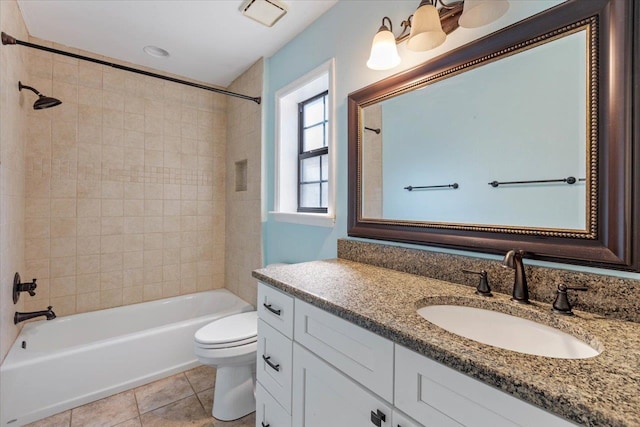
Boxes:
[240,0,288,27]
[143,45,170,58]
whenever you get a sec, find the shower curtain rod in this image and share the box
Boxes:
[1,32,261,104]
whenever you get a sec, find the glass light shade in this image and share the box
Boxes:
[459,0,509,29]
[366,27,401,70]
[406,3,446,52]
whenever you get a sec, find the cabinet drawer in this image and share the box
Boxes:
[258,283,294,339]
[257,319,293,412]
[395,345,575,427]
[256,382,291,427]
[294,299,394,403]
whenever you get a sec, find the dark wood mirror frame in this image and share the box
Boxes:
[348,0,639,271]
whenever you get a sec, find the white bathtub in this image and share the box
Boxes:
[0,289,254,426]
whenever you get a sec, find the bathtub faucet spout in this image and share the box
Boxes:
[14,306,56,324]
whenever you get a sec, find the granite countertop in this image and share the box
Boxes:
[253,259,640,427]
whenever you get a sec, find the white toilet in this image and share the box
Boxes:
[194,311,258,421]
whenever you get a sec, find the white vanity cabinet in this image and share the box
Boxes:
[256,282,576,427]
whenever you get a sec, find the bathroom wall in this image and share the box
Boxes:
[0,0,29,362]
[22,38,227,316]
[262,0,640,284]
[225,59,264,307]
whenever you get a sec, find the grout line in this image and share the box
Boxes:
[132,386,141,417]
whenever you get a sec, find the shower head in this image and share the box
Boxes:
[18,81,62,110]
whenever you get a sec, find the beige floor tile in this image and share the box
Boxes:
[135,373,194,414]
[25,410,71,427]
[115,417,142,427]
[139,395,212,427]
[70,391,138,427]
[196,389,213,416]
[184,366,216,393]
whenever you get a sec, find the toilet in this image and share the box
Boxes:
[194,311,258,421]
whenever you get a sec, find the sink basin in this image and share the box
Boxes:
[417,305,600,359]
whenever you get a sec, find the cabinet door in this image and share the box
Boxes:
[292,343,392,427]
[256,383,291,427]
[391,409,423,427]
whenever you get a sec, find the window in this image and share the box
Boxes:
[298,91,329,213]
[272,59,335,227]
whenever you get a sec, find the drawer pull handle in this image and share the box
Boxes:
[262,355,280,372]
[263,303,281,316]
[370,409,386,427]
[261,423,270,427]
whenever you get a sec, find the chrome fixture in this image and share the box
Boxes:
[18,81,61,110]
[367,0,510,70]
[12,272,37,304]
[462,269,492,296]
[552,284,588,315]
[501,250,529,304]
[14,306,56,324]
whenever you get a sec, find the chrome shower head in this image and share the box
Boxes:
[18,81,62,110]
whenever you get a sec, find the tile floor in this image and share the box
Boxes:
[25,366,256,427]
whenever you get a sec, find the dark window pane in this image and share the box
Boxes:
[321,154,328,181]
[300,183,320,208]
[321,182,328,208]
[304,97,325,127]
[301,156,321,183]
[303,124,325,152]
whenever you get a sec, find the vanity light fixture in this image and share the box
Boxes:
[366,0,509,70]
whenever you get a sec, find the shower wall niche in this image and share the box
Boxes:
[23,38,228,316]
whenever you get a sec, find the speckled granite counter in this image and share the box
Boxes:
[253,259,640,427]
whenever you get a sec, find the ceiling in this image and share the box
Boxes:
[16,0,337,87]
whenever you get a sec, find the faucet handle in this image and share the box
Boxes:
[552,284,587,315]
[462,269,493,297]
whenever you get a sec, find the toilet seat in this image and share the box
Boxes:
[194,311,257,349]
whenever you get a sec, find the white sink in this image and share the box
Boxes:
[417,305,600,359]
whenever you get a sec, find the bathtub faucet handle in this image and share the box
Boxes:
[27,279,37,296]
[12,273,38,303]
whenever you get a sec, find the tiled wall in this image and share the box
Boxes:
[0,0,29,361]
[22,38,227,316]
[225,59,263,307]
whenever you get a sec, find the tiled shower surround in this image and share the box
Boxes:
[23,38,227,316]
[0,0,29,360]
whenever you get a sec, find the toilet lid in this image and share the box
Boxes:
[195,311,257,346]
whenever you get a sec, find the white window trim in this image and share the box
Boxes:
[270,58,336,228]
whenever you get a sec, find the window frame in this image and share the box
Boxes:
[271,58,335,228]
[297,90,329,213]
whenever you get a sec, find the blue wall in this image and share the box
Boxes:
[262,0,640,280]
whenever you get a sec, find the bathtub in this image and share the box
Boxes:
[0,289,254,426]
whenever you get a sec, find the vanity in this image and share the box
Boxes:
[252,260,640,427]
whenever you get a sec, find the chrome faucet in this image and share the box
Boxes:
[502,250,530,304]
[14,306,56,324]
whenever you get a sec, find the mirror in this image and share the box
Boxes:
[348,0,638,271]
[361,29,588,231]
